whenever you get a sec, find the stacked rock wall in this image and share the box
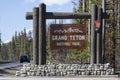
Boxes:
[16,63,114,77]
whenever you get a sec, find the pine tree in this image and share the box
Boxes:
[0,33,1,60]
[1,43,8,60]
[8,41,14,60]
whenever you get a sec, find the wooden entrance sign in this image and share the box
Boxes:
[50,24,87,49]
[26,3,109,65]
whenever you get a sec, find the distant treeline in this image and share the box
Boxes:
[0,29,33,61]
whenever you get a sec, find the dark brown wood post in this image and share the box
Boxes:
[39,3,46,65]
[33,7,39,65]
[90,4,98,64]
[96,8,102,64]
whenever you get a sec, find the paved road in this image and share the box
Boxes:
[0,77,119,80]
[0,61,24,69]
[0,61,32,69]
[0,61,31,76]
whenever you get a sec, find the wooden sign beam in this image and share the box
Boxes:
[26,12,108,20]
[26,12,91,19]
[46,12,91,19]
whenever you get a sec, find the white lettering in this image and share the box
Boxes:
[52,35,67,40]
[69,35,85,40]
[72,42,80,46]
[57,42,71,46]
[78,35,85,40]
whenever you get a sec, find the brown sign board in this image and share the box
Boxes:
[50,24,87,49]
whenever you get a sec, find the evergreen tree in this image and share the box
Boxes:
[0,33,1,60]
[8,41,14,60]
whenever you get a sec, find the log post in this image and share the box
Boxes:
[33,7,39,65]
[90,4,98,64]
[96,8,102,64]
[39,3,46,65]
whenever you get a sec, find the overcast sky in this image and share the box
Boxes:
[0,0,74,43]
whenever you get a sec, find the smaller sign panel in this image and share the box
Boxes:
[50,24,87,49]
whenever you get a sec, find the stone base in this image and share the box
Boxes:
[16,63,116,77]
